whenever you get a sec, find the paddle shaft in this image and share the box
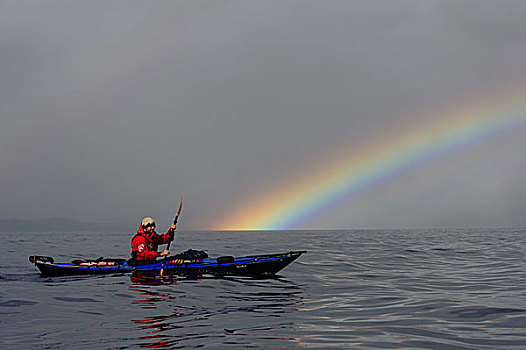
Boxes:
[161,198,182,275]
[165,214,179,251]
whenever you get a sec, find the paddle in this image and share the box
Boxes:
[160,197,183,276]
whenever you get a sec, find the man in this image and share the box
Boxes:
[131,217,176,261]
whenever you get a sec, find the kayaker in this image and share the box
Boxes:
[131,217,176,261]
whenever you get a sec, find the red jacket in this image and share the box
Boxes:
[131,230,172,260]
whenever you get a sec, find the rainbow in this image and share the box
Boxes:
[218,89,526,230]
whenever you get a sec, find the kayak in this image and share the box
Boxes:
[29,251,306,277]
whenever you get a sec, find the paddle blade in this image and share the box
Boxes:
[174,197,183,224]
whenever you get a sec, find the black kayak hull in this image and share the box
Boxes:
[29,251,306,277]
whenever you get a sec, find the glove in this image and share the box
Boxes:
[158,249,170,257]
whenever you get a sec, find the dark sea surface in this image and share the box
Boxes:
[1,228,525,349]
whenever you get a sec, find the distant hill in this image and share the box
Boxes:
[0,218,131,232]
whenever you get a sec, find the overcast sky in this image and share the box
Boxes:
[2,1,526,230]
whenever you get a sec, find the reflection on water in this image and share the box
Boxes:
[130,273,180,287]
[128,275,303,349]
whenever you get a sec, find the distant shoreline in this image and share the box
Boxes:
[0,218,130,232]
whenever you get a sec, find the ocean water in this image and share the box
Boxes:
[1,228,525,349]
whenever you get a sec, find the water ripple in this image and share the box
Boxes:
[2,228,526,349]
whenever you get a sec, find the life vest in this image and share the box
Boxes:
[131,230,171,260]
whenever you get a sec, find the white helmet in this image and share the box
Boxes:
[141,217,156,228]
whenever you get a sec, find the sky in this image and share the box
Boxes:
[1,0,526,230]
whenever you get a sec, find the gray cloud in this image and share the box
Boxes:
[2,0,526,229]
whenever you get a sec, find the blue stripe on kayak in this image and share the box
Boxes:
[166,255,287,269]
